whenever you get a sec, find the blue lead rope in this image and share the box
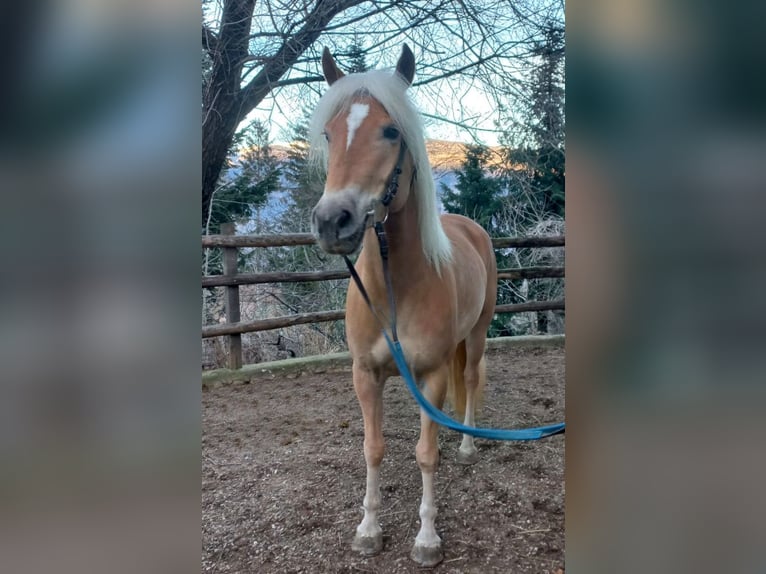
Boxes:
[384,332,565,441]
[344,254,565,442]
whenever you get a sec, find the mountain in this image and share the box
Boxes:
[268,139,503,172]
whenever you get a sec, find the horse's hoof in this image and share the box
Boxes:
[456,447,479,465]
[411,543,443,567]
[352,533,383,556]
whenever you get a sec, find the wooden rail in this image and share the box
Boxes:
[202,300,564,339]
[202,266,564,288]
[203,269,349,288]
[202,233,316,248]
[201,230,565,366]
[203,310,346,338]
[202,233,565,249]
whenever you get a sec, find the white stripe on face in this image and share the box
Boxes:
[346,103,369,150]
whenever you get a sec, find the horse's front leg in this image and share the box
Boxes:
[351,362,386,555]
[411,365,448,567]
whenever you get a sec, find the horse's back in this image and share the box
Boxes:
[440,213,496,276]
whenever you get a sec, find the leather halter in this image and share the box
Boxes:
[364,139,410,230]
[381,140,408,207]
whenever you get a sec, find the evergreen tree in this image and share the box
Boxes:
[441,144,503,236]
[345,35,368,73]
[528,23,565,216]
[502,23,565,220]
[282,107,324,232]
[206,119,281,235]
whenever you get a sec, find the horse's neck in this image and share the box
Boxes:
[361,182,427,283]
[385,191,424,264]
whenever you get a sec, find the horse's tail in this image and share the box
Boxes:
[447,340,486,421]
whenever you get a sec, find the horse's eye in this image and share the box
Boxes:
[322,131,330,142]
[382,125,400,140]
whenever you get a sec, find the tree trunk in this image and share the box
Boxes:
[202,0,256,227]
[202,0,366,227]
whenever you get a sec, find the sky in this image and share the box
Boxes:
[202,1,564,149]
[248,75,505,147]
[225,6,558,149]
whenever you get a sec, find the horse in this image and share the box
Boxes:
[309,44,497,567]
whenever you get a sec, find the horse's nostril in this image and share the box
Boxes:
[336,209,352,229]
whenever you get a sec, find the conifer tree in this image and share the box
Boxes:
[205,120,280,235]
[345,34,368,73]
[283,108,324,231]
[502,22,565,220]
[441,144,503,236]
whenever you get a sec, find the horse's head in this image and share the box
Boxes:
[311,45,416,255]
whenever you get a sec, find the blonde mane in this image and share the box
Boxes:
[309,70,453,272]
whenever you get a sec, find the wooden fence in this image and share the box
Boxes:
[202,223,565,369]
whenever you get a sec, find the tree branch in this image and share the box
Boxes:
[419,112,501,134]
[414,54,503,87]
[237,0,366,123]
[271,75,325,88]
[322,1,404,32]
[202,25,218,53]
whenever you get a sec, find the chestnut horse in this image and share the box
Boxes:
[310,45,497,567]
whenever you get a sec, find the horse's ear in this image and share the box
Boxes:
[322,47,345,86]
[395,44,415,86]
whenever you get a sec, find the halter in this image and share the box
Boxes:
[381,140,409,208]
[341,140,564,441]
[363,140,410,232]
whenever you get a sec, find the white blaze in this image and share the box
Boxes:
[346,103,369,150]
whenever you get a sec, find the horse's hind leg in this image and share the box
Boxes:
[411,365,448,567]
[457,332,488,465]
[351,363,386,555]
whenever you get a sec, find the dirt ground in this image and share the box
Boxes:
[202,345,565,573]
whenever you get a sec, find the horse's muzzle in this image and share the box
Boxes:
[312,198,366,254]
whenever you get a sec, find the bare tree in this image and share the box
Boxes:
[202,0,563,226]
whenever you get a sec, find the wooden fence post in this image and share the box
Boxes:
[221,222,242,369]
